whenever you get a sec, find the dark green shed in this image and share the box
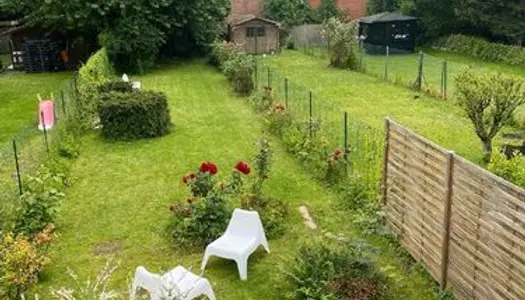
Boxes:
[359,12,419,54]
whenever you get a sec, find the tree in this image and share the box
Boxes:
[399,0,463,42]
[4,0,230,72]
[317,0,344,22]
[322,18,359,70]
[455,68,525,162]
[264,0,317,28]
[367,0,399,14]
[455,0,525,44]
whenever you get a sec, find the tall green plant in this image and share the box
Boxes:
[455,68,525,161]
[322,18,359,70]
[76,48,114,131]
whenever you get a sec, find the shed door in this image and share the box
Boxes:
[245,26,267,54]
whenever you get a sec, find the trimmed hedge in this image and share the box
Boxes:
[99,91,172,140]
[434,35,525,66]
[98,81,134,94]
[211,42,255,95]
[76,48,115,130]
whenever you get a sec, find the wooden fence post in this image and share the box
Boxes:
[440,151,455,289]
[380,118,391,207]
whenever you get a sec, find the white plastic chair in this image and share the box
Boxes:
[201,209,270,281]
[131,265,216,300]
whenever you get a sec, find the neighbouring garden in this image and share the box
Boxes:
[0,72,70,144]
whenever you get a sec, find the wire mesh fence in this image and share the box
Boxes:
[0,78,78,212]
[254,59,384,190]
[295,37,465,100]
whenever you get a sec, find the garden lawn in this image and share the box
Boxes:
[262,50,506,165]
[0,71,71,144]
[37,61,441,299]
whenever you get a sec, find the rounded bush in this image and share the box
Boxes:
[99,91,172,140]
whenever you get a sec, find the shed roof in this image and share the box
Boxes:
[232,16,281,28]
[360,12,418,24]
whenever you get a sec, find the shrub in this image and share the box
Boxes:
[325,148,346,185]
[99,91,172,141]
[455,68,525,161]
[265,103,293,136]
[76,48,115,130]
[0,232,52,299]
[98,81,134,94]
[284,238,390,300]
[13,163,66,237]
[435,35,525,67]
[223,52,256,95]
[322,18,360,70]
[241,137,289,238]
[169,162,237,248]
[210,41,244,69]
[488,151,525,188]
[282,119,331,170]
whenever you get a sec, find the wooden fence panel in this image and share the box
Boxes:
[448,156,525,300]
[384,120,449,280]
[383,119,525,300]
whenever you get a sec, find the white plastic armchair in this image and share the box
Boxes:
[201,209,270,281]
[131,265,216,300]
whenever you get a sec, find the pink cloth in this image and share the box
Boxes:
[39,100,55,130]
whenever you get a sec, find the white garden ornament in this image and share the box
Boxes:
[131,266,216,300]
[201,209,270,280]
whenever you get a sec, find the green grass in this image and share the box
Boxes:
[424,48,525,77]
[0,71,71,144]
[262,50,494,164]
[36,61,441,299]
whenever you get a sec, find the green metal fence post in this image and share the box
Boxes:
[41,111,49,153]
[13,140,23,196]
[384,46,390,81]
[285,77,289,109]
[309,91,313,138]
[444,60,448,100]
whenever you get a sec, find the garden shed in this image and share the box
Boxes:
[359,12,418,54]
[230,16,280,54]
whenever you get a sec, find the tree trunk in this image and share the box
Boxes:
[482,139,493,163]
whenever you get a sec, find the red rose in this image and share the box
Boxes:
[235,161,251,175]
[335,149,342,156]
[185,208,192,216]
[189,172,196,179]
[182,176,189,184]
[208,163,218,175]
[199,162,209,173]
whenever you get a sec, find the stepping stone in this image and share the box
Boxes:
[298,206,317,230]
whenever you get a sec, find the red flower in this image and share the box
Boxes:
[235,161,251,175]
[199,162,218,175]
[182,176,189,184]
[184,208,192,216]
[189,172,196,179]
[208,163,218,175]
[199,162,210,173]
